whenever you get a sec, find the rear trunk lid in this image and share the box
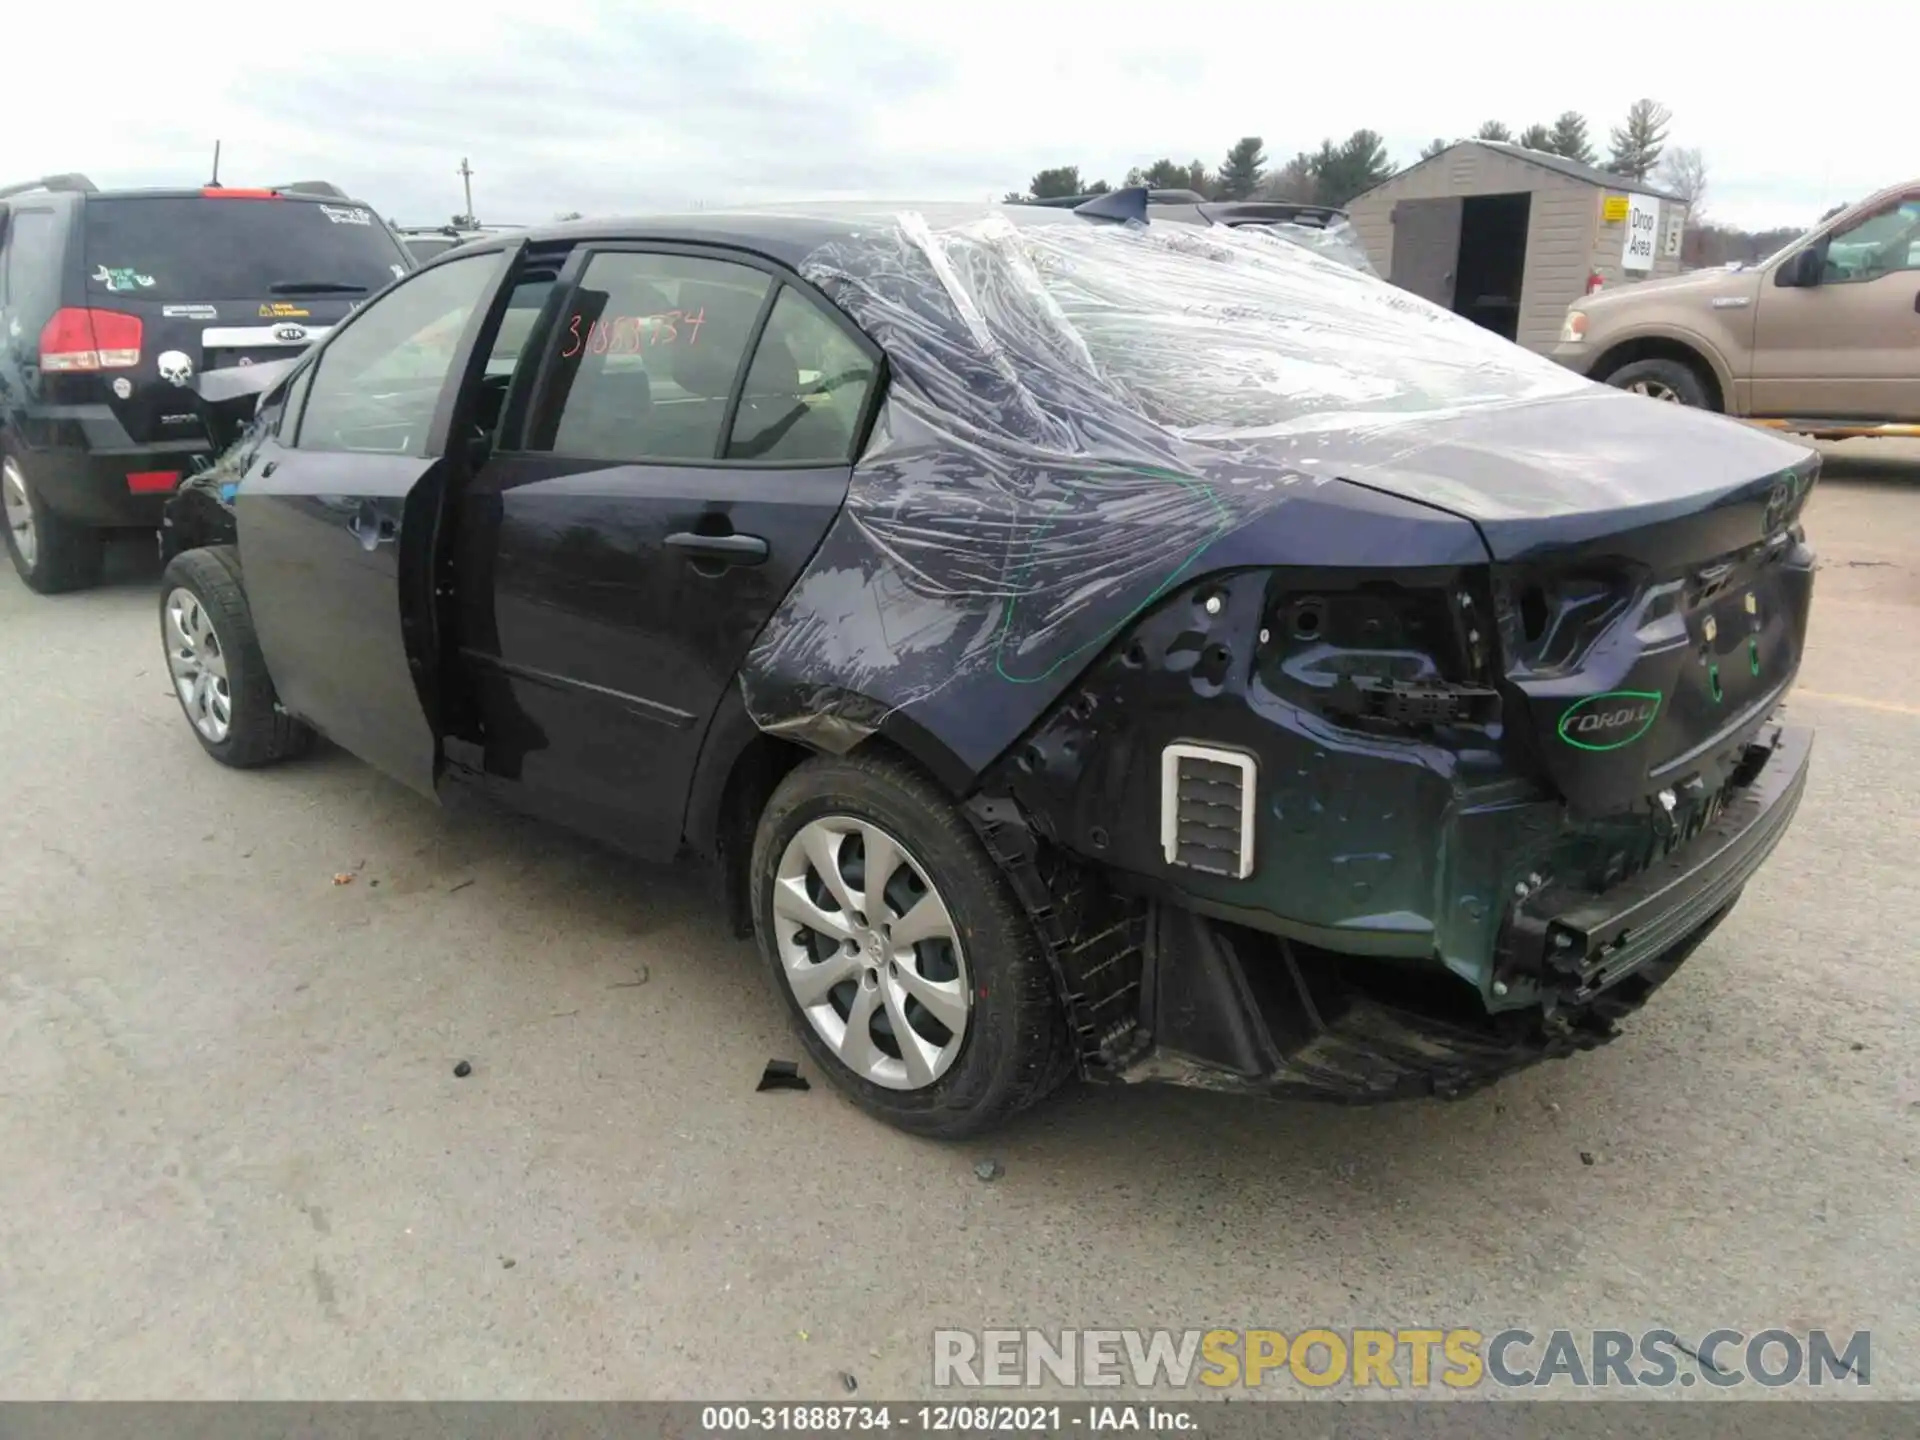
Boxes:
[77,192,410,449]
[1319,388,1819,817]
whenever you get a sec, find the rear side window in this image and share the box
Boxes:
[83,197,410,302]
[2,209,61,306]
[727,287,876,463]
[528,251,771,462]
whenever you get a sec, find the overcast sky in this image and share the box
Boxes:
[7,0,1907,233]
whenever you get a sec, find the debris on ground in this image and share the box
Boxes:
[454,1061,473,1078]
[502,1258,516,1269]
[757,1060,810,1093]
[974,1160,1003,1182]
[1579,1151,1595,1166]
[332,873,355,886]
[449,879,475,893]
[840,1371,858,1393]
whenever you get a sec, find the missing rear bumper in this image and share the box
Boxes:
[1495,722,1811,1004]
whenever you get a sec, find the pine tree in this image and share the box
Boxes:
[1547,111,1596,165]
[1606,100,1672,180]
[1216,137,1268,201]
[1419,137,1452,161]
[1475,121,1514,142]
[1516,124,1553,152]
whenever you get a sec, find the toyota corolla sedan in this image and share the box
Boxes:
[156,189,1817,1137]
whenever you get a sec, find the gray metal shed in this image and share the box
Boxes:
[1344,141,1689,352]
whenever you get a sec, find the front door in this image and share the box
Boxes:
[448,244,880,858]
[1750,191,1920,420]
[1389,197,1464,309]
[236,248,520,796]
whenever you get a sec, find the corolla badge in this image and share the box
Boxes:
[1557,690,1662,751]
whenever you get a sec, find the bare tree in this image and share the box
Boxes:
[1656,146,1708,216]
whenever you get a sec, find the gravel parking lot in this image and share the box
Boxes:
[3,441,1916,1401]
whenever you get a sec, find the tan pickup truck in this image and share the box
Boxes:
[1551,179,1920,437]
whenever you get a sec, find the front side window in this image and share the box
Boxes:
[296,253,503,456]
[727,286,876,463]
[528,251,771,462]
[1822,197,1920,283]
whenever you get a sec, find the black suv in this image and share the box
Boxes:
[0,175,415,592]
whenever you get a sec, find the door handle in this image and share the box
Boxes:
[665,531,769,566]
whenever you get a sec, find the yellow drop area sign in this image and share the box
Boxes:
[1602,195,1631,222]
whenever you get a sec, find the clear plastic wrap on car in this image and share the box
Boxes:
[739,208,1590,771]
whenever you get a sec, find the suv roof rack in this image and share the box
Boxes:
[0,173,98,199]
[269,181,350,198]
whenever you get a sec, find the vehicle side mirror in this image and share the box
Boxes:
[1776,247,1825,288]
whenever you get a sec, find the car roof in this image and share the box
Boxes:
[451,202,1088,266]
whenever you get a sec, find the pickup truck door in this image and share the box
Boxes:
[446,243,880,859]
[1750,192,1920,420]
[235,245,525,797]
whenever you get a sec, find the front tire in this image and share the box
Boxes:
[2,450,105,594]
[159,546,314,768]
[750,752,1072,1138]
[1602,356,1713,409]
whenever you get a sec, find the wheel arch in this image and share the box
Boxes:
[1588,330,1730,412]
[684,684,974,939]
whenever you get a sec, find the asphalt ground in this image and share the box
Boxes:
[2,439,1916,1401]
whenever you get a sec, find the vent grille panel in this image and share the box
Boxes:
[1161,745,1256,879]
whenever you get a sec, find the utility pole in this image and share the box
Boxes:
[456,157,475,227]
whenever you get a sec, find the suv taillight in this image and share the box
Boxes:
[39,307,143,372]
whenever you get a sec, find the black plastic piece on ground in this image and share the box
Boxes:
[453,1060,472,1078]
[757,1059,811,1093]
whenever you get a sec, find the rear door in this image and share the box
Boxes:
[1750,190,1920,420]
[77,192,412,450]
[236,247,521,796]
[449,244,880,857]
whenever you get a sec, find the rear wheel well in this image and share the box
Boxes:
[714,733,945,938]
[1590,338,1724,410]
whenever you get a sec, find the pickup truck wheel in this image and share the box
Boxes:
[159,546,315,768]
[3,452,105,594]
[1603,357,1713,409]
[751,753,1072,1138]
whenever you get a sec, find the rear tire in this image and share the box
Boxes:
[1602,356,1713,409]
[750,752,1073,1138]
[159,545,315,768]
[2,450,106,594]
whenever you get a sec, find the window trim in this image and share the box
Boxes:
[513,240,886,471]
[288,244,520,458]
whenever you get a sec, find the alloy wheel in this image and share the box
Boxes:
[773,815,971,1091]
[2,458,36,571]
[1625,379,1682,403]
[164,587,234,743]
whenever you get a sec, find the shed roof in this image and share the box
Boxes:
[1355,140,1684,205]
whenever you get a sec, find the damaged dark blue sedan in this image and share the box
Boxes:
[157,190,1817,1136]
